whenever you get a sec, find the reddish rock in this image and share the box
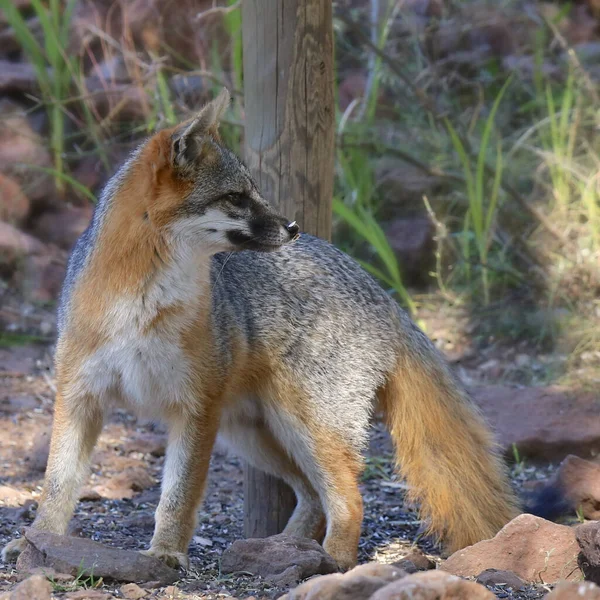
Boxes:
[0,222,45,259]
[394,549,436,573]
[0,486,32,507]
[281,563,408,600]
[547,581,600,599]
[370,570,494,599]
[222,534,338,586]
[33,205,93,251]
[474,386,600,462]
[120,583,148,599]
[442,514,581,584]
[92,467,155,500]
[23,252,67,303]
[0,175,30,225]
[8,574,51,600]
[0,221,66,303]
[0,100,53,206]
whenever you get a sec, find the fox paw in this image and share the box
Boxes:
[1,537,27,563]
[140,547,189,570]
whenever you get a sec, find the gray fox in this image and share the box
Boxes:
[2,88,519,571]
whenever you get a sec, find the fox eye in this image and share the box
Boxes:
[226,193,250,209]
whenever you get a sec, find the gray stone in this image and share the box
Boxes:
[17,529,178,585]
[221,534,338,586]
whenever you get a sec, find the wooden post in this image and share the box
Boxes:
[241,0,335,538]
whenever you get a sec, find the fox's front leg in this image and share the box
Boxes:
[143,404,220,570]
[2,391,103,562]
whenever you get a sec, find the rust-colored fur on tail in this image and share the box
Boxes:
[379,354,520,552]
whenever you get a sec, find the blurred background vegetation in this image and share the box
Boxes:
[0,0,598,387]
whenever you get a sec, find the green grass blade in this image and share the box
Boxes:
[156,66,176,126]
[484,139,503,256]
[474,75,511,252]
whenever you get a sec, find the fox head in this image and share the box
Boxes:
[122,87,299,254]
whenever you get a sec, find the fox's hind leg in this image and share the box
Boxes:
[260,399,365,571]
[308,434,364,570]
[219,416,325,540]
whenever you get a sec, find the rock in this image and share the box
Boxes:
[122,512,155,531]
[474,386,600,461]
[92,466,155,500]
[9,574,51,600]
[122,433,167,457]
[476,568,524,590]
[79,488,102,502]
[22,252,67,303]
[0,221,45,259]
[0,100,53,206]
[0,174,29,225]
[345,563,409,582]
[370,570,494,600]
[71,157,103,200]
[0,61,39,94]
[65,591,116,600]
[393,549,436,573]
[221,534,338,586]
[0,486,32,507]
[33,205,93,251]
[19,567,73,583]
[577,521,600,567]
[28,426,50,473]
[2,500,37,524]
[384,217,435,287]
[576,520,600,584]
[546,581,600,599]
[120,583,148,599]
[281,563,408,600]
[526,455,600,521]
[0,225,67,304]
[18,529,178,585]
[442,514,581,584]
[0,395,39,414]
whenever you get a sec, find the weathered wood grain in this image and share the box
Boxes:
[241,0,335,538]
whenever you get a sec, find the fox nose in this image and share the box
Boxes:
[285,221,300,238]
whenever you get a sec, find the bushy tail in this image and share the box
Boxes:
[379,337,520,552]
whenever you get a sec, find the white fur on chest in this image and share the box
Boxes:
[78,248,210,416]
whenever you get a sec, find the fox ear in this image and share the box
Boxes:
[171,87,231,168]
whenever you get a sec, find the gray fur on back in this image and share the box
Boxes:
[212,234,412,449]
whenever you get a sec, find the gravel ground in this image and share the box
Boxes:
[0,341,555,599]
